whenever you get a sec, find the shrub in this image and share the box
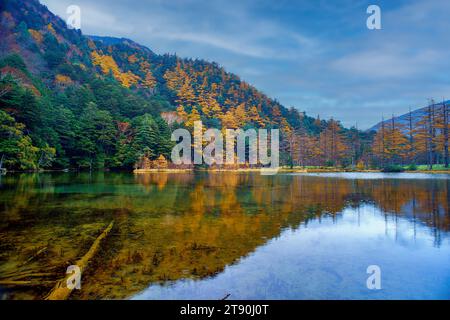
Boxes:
[325,160,335,167]
[406,164,417,171]
[381,165,405,173]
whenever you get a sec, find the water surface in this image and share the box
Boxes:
[0,172,449,299]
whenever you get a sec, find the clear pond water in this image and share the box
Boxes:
[0,172,449,299]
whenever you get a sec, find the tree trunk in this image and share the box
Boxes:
[444,102,449,168]
[45,221,114,300]
[431,102,438,165]
[408,109,415,164]
[427,104,434,170]
[381,119,385,168]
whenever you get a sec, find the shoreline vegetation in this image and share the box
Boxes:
[2,166,449,174]
[132,167,450,174]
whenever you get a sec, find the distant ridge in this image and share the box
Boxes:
[87,35,156,55]
[368,100,450,132]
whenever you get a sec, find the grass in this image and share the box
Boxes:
[408,164,450,171]
[282,164,450,173]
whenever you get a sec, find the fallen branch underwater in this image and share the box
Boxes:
[45,220,114,300]
[0,280,55,286]
[0,266,58,279]
[0,272,53,281]
[19,247,48,267]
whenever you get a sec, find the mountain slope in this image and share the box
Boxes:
[368,100,450,132]
[0,0,368,170]
[0,0,314,128]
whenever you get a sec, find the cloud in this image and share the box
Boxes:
[146,29,275,58]
[42,0,316,59]
[81,4,135,35]
[332,48,442,78]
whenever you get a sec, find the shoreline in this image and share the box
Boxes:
[132,168,450,174]
[2,168,449,174]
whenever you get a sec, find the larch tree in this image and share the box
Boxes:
[444,101,449,168]
[406,108,417,164]
[319,119,348,166]
[434,101,449,167]
[371,118,388,167]
[387,116,409,164]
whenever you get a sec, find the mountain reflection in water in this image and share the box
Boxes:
[0,172,449,299]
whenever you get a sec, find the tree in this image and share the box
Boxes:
[19,89,42,132]
[132,114,160,160]
[76,102,116,169]
[0,54,28,72]
[434,101,449,168]
[91,51,139,88]
[37,144,56,169]
[444,101,449,168]
[0,110,39,170]
[143,71,157,89]
[0,73,15,98]
[347,125,361,168]
[198,92,222,118]
[221,108,238,129]
[247,105,264,127]
[319,119,348,166]
[406,108,417,164]
[155,116,174,159]
[372,124,387,167]
[386,116,408,164]
[177,79,197,107]
[234,103,248,128]
[185,106,201,128]
[415,101,437,169]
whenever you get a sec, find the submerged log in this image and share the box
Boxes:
[19,246,48,267]
[45,221,114,300]
[0,272,54,281]
[0,266,58,279]
[0,280,54,287]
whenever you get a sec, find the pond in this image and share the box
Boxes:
[0,172,449,299]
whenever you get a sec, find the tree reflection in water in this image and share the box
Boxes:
[0,172,448,299]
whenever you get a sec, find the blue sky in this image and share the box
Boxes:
[41,0,450,129]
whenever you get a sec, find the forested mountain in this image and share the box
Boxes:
[369,100,449,169]
[0,0,335,171]
[0,0,446,172]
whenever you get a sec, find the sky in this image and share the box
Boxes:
[40,0,450,129]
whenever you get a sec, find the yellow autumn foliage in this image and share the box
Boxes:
[127,54,138,64]
[87,39,96,50]
[28,29,43,44]
[55,74,73,84]
[47,23,56,35]
[121,71,140,88]
[143,71,156,89]
[91,51,139,88]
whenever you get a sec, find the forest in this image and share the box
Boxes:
[0,0,449,172]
